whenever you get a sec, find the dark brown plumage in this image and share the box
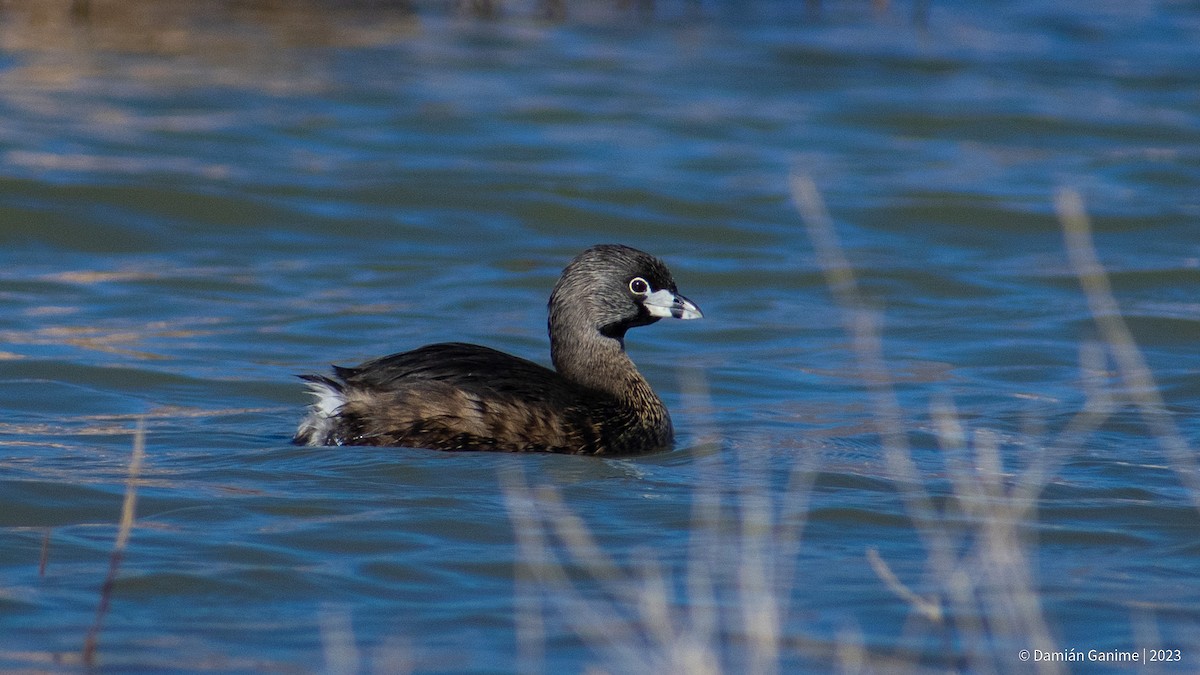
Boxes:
[293,244,702,455]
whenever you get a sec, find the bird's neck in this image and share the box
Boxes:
[550,327,658,406]
[549,319,674,453]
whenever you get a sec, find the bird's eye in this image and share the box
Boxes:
[628,277,650,295]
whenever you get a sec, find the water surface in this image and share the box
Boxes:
[1,1,1199,671]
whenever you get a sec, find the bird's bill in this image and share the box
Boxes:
[643,289,703,320]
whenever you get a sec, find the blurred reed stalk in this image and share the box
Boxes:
[501,178,1198,672]
[792,174,1089,673]
[1054,189,1200,514]
[82,418,146,668]
[504,444,816,675]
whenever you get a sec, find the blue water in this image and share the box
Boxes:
[2,0,1199,671]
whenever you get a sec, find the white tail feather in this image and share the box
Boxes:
[295,379,346,446]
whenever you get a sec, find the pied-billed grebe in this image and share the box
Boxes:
[293,244,702,454]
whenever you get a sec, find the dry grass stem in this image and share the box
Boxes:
[502,180,1191,673]
[865,548,941,623]
[504,434,805,674]
[1055,188,1200,513]
[789,174,945,554]
[790,174,1099,671]
[82,417,146,667]
[320,609,362,675]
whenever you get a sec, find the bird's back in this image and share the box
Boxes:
[294,342,669,454]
